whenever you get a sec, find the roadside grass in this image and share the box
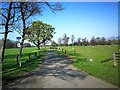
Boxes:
[55,45,119,86]
[3,47,48,80]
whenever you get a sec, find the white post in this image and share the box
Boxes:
[113,53,117,66]
[20,61,21,67]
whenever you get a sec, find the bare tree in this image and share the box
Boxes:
[82,37,89,46]
[77,37,81,46]
[71,34,75,46]
[90,36,96,46]
[17,2,42,55]
[63,34,69,46]
[58,38,62,45]
[96,37,100,45]
[0,2,17,63]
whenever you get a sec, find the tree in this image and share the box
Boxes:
[77,37,81,46]
[96,37,100,45]
[0,2,17,62]
[90,36,96,46]
[18,2,42,55]
[58,38,62,45]
[0,2,63,62]
[100,37,106,45]
[106,40,112,45]
[26,21,55,50]
[42,23,55,47]
[24,43,31,47]
[17,2,63,55]
[71,34,75,46]
[82,37,89,46]
[1,2,39,62]
[63,34,69,46]
[51,41,58,47]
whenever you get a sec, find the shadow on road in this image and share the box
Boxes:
[4,50,87,88]
[36,50,87,81]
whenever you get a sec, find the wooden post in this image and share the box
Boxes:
[37,52,39,58]
[34,52,37,59]
[16,54,19,65]
[39,51,40,56]
[113,53,117,66]
[28,53,30,61]
[74,50,76,54]
[65,50,67,55]
[62,48,63,53]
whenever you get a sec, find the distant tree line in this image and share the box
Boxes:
[0,39,31,48]
[56,34,119,46]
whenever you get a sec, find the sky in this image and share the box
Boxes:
[0,2,118,44]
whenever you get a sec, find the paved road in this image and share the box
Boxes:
[5,50,117,88]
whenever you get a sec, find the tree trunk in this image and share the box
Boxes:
[44,42,46,48]
[1,2,12,63]
[19,3,26,56]
[1,30,8,63]
[19,33,25,55]
[37,45,40,50]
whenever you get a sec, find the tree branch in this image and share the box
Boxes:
[0,32,5,34]
[1,14,7,19]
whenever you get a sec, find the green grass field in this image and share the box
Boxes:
[56,45,119,86]
[2,45,119,86]
[3,47,48,80]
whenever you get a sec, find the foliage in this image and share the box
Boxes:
[26,20,55,49]
[23,43,31,47]
[51,41,58,47]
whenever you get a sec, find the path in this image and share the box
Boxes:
[5,50,117,88]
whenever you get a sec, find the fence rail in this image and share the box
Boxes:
[113,52,120,66]
[101,52,120,66]
[16,51,41,66]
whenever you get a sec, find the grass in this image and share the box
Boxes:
[56,45,119,86]
[3,46,48,80]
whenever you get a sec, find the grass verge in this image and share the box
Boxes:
[3,47,47,80]
[55,45,118,86]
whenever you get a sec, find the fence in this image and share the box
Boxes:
[100,52,120,66]
[57,48,76,56]
[58,48,120,66]
[113,52,120,66]
[16,51,41,66]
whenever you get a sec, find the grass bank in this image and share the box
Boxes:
[3,47,48,80]
[55,45,119,86]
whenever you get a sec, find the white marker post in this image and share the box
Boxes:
[16,37,21,67]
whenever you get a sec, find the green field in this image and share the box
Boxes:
[56,45,119,86]
[3,47,47,80]
[2,45,119,86]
